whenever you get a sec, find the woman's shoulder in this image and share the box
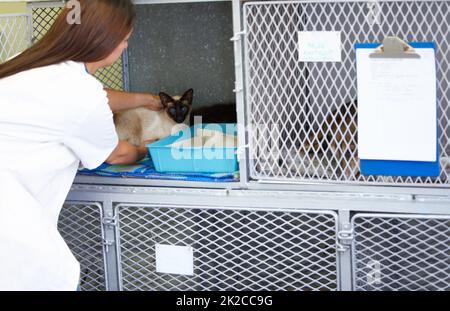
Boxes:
[46,61,107,104]
[2,61,103,94]
[58,62,108,110]
[56,61,104,90]
[1,60,108,112]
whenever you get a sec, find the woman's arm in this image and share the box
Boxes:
[105,89,162,113]
[105,141,148,165]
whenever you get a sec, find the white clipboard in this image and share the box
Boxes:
[356,37,439,177]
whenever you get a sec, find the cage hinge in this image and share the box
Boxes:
[233,81,243,93]
[337,229,354,252]
[230,31,246,42]
[102,238,115,253]
[102,216,118,228]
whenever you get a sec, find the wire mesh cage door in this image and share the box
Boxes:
[243,0,450,187]
[28,2,127,90]
[0,13,31,62]
[115,204,341,291]
[58,202,108,291]
[351,213,450,290]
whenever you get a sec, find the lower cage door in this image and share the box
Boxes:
[115,204,340,291]
[351,213,450,291]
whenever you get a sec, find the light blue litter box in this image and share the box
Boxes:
[147,123,239,173]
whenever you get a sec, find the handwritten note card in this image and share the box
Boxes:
[298,31,342,62]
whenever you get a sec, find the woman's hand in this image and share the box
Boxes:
[143,93,163,111]
[105,141,148,165]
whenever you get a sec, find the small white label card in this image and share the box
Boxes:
[298,31,342,62]
[155,244,194,276]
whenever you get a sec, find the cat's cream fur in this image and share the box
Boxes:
[114,91,192,147]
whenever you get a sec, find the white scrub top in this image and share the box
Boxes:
[0,61,118,291]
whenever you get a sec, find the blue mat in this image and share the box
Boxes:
[78,156,239,182]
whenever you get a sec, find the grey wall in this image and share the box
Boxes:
[128,2,236,108]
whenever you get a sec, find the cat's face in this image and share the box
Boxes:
[159,89,193,124]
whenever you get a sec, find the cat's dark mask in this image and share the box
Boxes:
[159,89,193,124]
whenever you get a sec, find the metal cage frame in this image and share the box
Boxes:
[242,0,450,190]
[115,203,341,291]
[2,1,449,195]
[0,12,32,62]
[58,201,109,291]
[66,185,450,291]
[1,0,449,291]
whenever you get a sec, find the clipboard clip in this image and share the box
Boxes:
[369,36,420,59]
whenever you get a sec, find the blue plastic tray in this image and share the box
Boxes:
[147,123,239,173]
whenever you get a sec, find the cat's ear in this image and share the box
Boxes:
[180,89,194,106]
[159,92,174,108]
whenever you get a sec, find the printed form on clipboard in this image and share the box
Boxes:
[355,41,440,177]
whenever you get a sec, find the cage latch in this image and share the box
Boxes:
[230,31,246,42]
[337,229,354,252]
[233,81,243,93]
[102,216,117,228]
[102,238,115,253]
[102,216,117,253]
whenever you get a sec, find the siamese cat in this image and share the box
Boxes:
[114,89,193,147]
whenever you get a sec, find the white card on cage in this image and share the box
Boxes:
[155,244,194,276]
[298,31,342,62]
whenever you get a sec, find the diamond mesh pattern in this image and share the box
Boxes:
[94,58,125,91]
[0,14,30,63]
[116,204,339,291]
[31,6,124,90]
[58,202,106,291]
[352,214,450,290]
[244,1,450,186]
[31,7,61,43]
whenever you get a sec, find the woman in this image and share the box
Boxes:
[0,0,157,290]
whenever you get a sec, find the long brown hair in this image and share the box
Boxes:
[0,0,135,79]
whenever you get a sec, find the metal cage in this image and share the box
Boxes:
[243,0,450,187]
[58,202,107,291]
[30,3,127,90]
[351,213,450,290]
[0,3,127,91]
[0,13,31,62]
[115,203,340,291]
